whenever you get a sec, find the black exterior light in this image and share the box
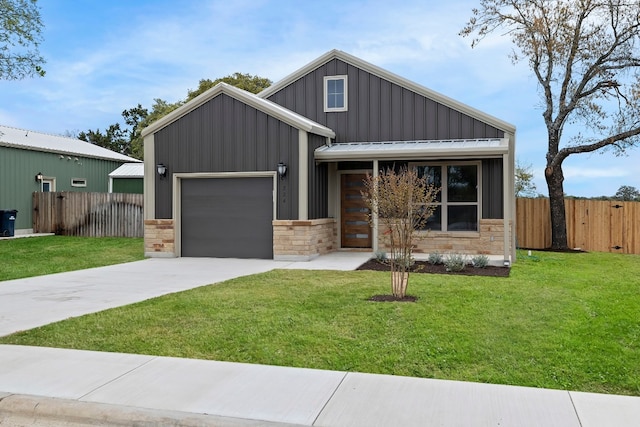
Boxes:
[277,162,287,179]
[35,172,43,182]
[157,163,167,178]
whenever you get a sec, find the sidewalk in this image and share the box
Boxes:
[1,253,640,426]
[1,345,639,426]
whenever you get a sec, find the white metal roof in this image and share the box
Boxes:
[141,82,335,139]
[0,125,141,162]
[314,138,510,161]
[109,162,144,178]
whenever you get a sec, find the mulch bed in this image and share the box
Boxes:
[368,294,419,302]
[356,259,511,277]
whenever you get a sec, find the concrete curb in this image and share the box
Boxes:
[0,394,302,427]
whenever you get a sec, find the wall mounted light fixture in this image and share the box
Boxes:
[35,172,43,182]
[157,163,167,178]
[277,162,287,179]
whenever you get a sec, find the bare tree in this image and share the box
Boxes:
[362,167,439,299]
[461,0,640,249]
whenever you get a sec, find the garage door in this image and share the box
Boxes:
[181,177,274,258]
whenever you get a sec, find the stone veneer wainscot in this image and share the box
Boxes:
[273,218,336,261]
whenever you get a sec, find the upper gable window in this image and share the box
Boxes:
[324,75,348,112]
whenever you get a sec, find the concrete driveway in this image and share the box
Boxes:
[0,253,370,337]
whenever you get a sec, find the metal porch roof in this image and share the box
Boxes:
[314,138,510,161]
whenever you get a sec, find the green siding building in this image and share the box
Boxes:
[109,163,144,194]
[0,125,140,231]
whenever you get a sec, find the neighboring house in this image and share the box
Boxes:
[0,125,141,232]
[109,162,144,194]
[142,49,516,262]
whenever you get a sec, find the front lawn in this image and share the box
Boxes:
[0,236,144,281]
[1,250,639,396]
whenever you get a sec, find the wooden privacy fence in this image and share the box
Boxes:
[33,192,144,237]
[516,198,640,254]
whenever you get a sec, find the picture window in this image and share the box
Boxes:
[411,162,480,232]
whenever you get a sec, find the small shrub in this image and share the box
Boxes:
[444,253,467,272]
[427,251,444,265]
[393,255,415,269]
[471,255,490,268]
[374,250,388,263]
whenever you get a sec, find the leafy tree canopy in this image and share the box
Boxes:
[186,73,272,101]
[0,0,45,79]
[614,185,640,201]
[78,73,270,159]
[515,160,537,197]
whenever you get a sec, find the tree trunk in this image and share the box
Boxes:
[545,165,569,250]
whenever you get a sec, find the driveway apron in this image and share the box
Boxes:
[0,257,290,337]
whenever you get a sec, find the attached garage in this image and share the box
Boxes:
[179,174,275,259]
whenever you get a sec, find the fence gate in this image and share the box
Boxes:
[517,198,640,254]
[610,203,625,252]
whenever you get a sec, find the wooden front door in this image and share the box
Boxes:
[341,173,372,248]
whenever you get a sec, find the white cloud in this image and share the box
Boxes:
[563,166,630,179]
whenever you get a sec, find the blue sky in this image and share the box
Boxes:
[1,0,638,197]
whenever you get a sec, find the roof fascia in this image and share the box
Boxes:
[315,145,509,162]
[142,82,335,138]
[259,49,516,134]
[0,141,140,163]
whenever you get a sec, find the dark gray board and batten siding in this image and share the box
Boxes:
[153,93,301,220]
[265,58,505,143]
[266,58,506,219]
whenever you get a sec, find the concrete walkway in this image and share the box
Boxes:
[1,253,640,426]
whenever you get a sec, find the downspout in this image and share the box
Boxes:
[298,130,308,220]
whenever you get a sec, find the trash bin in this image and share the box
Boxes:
[0,209,18,237]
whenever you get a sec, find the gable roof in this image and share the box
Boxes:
[141,82,335,139]
[258,49,516,135]
[109,162,144,178]
[0,125,140,162]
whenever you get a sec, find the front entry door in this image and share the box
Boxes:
[341,173,372,248]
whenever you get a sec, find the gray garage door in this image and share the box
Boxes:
[181,177,273,258]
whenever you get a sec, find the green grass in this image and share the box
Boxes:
[1,250,639,396]
[0,236,144,281]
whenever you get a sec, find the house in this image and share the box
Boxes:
[142,49,516,262]
[109,162,144,194]
[0,125,141,232]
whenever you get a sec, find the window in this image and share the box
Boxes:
[412,162,480,232]
[41,178,55,192]
[71,178,87,187]
[324,75,348,112]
